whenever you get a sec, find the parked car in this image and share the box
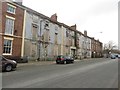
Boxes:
[0,55,17,72]
[118,54,120,59]
[56,55,74,64]
[110,54,116,59]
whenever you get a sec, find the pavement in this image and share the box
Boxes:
[17,58,106,67]
[17,60,56,67]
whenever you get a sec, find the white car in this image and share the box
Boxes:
[110,54,116,59]
[118,54,120,59]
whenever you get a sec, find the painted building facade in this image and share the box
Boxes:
[76,31,83,59]
[22,9,63,61]
[81,31,91,59]
[1,1,103,62]
[22,8,77,61]
[61,24,76,57]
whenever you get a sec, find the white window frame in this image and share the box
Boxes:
[7,3,16,14]
[3,37,13,55]
[5,15,15,36]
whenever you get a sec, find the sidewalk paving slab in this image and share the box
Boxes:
[17,60,56,67]
[17,58,105,67]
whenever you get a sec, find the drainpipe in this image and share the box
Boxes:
[21,10,26,57]
[38,19,43,61]
[61,26,64,55]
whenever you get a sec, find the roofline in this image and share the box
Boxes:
[4,1,102,44]
[5,1,62,26]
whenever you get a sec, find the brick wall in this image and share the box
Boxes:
[2,2,24,59]
[0,1,2,55]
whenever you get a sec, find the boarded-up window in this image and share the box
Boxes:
[55,33,58,44]
[31,42,37,57]
[32,24,38,40]
[44,30,49,42]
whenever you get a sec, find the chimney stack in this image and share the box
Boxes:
[70,24,77,30]
[50,13,57,22]
[84,30,87,36]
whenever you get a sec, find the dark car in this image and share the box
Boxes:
[56,55,74,64]
[115,54,120,59]
[0,56,17,72]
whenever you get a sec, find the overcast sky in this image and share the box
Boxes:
[23,0,119,46]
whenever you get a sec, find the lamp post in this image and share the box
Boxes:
[91,32,102,40]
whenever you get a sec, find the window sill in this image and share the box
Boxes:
[3,53,12,56]
[4,33,13,36]
[7,11,15,15]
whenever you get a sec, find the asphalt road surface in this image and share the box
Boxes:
[2,58,118,88]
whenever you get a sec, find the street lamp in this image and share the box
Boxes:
[95,32,103,39]
[91,32,103,40]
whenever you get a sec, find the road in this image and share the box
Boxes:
[2,58,118,88]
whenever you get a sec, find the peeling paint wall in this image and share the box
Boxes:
[24,12,40,60]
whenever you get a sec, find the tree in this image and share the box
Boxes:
[103,41,117,57]
[104,41,117,50]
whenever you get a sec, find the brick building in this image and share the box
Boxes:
[0,1,2,55]
[1,1,24,60]
[0,1,103,62]
[91,37,102,58]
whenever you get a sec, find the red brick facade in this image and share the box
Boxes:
[91,38,102,58]
[1,2,24,60]
[0,1,2,55]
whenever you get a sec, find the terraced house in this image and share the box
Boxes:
[91,37,102,58]
[61,24,76,58]
[23,11,63,61]
[0,0,103,62]
[0,1,2,55]
[1,1,24,61]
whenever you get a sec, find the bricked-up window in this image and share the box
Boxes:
[3,39,12,54]
[7,4,16,14]
[5,18,15,35]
